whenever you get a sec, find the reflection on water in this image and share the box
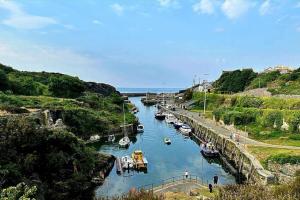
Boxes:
[95,97,236,197]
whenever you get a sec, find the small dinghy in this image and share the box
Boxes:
[164,137,171,145]
[155,112,165,120]
[119,136,130,148]
[201,142,219,158]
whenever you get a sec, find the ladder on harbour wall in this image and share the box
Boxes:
[137,175,207,193]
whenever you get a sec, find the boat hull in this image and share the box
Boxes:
[201,150,219,158]
[155,115,165,120]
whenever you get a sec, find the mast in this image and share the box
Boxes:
[123,103,127,137]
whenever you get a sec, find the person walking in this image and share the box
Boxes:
[213,175,218,185]
[208,183,213,193]
[185,170,189,179]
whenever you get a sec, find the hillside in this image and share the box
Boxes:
[213,67,300,95]
[0,63,118,98]
[0,63,136,199]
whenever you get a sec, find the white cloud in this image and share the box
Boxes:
[221,0,255,19]
[259,0,271,15]
[0,0,57,29]
[157,0,179,8]
[92,19,103,25]
[193,0,215,15]
[111,3,124,16]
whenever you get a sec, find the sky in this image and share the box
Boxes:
[0,0,300,88]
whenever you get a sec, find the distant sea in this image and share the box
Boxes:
[117,88,183,93]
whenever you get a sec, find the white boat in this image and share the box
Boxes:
[173,120,183,129]
[179,124,192,135]
[165,114,176,124]
[137,124,144,133]
[121,155,134,169]
[90,135,100,141]
[119,136,130,148]
[164,137,171,145]
[108,134,115,142]
[119,104,131,148]
[201,142,219,158]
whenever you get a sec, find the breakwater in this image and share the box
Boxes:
[166,109,275,185]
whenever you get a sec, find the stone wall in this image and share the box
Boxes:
[171,111,275,185]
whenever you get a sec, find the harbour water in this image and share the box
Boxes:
[95,97,236,197]
[118,87,183,94]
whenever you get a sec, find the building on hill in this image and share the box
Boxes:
[264,65,294,74]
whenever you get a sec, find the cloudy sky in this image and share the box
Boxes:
[0,0,300,88]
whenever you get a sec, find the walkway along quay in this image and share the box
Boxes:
[161,106,276,185]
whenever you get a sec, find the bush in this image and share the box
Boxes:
[290,113,300,133]
[263,111,283,129]
[237,96,263,108]
[49,75,85,98]
[267,154,300,164]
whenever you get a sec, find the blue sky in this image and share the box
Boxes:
[0,0,300,88]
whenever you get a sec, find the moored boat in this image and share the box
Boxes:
[179,124,192,135]
[119,136,130,148]
[131,150,148,170]
[137,124,144,133]
[121,155,134,169]
[155,112,165,120]
[201,142,219,158]
[165,114,176,124]
[173,120,183,129]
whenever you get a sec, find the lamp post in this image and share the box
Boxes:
[203,74,209,115]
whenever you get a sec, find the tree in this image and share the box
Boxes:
[48,75,85,98]
[0,69,10,91]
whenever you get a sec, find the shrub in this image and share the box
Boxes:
[267,154,300,165]
[237,96,263,108]
[263,111,283,129]
[290,113,300,133]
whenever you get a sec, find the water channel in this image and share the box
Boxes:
[95,97,236,197]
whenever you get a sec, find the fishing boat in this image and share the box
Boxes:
[108,134,115,142]
[164,137,171,145]
[131,150,148,170]
[121,155,134,169]
[201,142,219,158]
[179,124,192,135]
[137,124,144,133]
[155,112,165,120]
[165,114,176,124]
[119,104,131,148]
[173,120,183,129]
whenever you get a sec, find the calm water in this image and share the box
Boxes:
[95,97,236,197]
[118,87,183,94]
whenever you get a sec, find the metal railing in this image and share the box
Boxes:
[137,174,207,192]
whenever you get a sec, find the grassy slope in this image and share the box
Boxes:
[0,64,136,199]
[190,92,300,146]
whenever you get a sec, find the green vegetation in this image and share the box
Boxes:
[191,92,300,146]
[0,182,38,200]
[247,146,300,168]
[0,64,136,199]
[213,69,257,93]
